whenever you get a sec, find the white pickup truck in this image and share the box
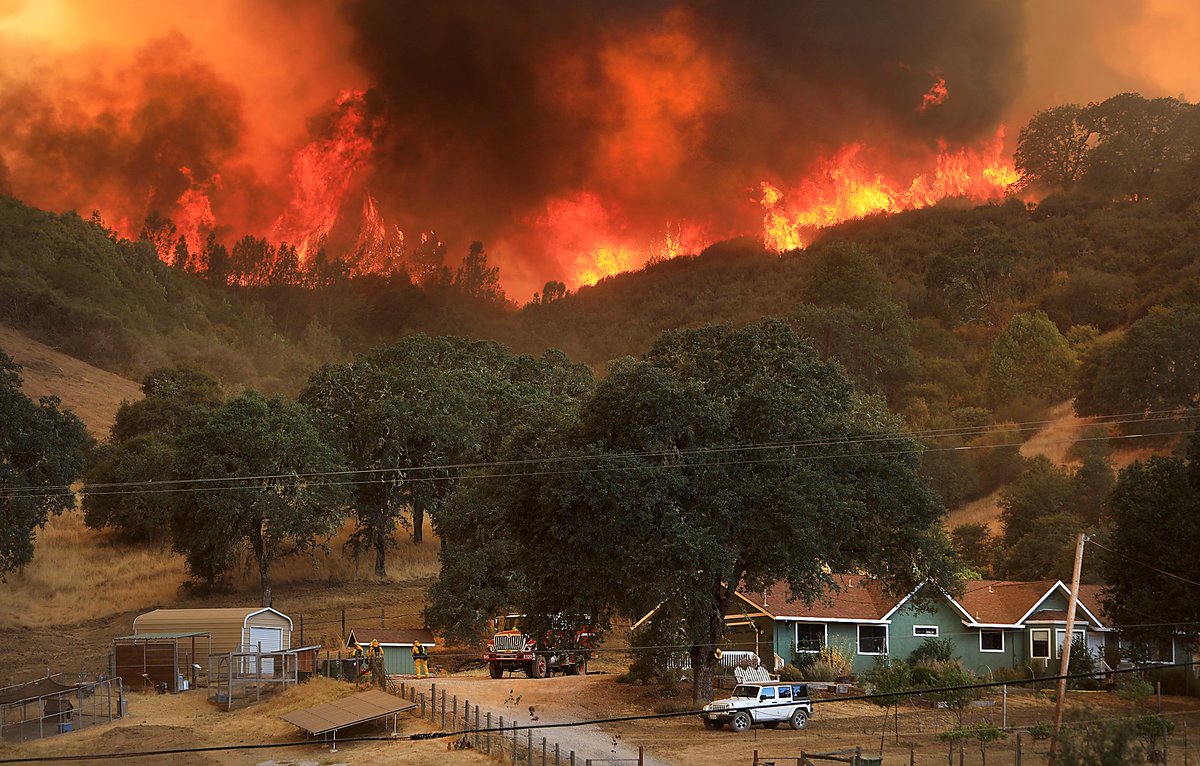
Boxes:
[700,681,813,732]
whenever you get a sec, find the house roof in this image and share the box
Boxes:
[735,577,1110,629]
[1074,584,1111,624]
[955,580,1060,625]
[737,575,900,622]
[346,628,436,647]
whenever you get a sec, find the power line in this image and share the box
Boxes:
[1,419,1195,502]
[1,406,1195,499]
[1086,539,1200,589]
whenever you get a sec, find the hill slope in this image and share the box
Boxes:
[0,323,140,437]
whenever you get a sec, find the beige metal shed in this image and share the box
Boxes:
[133,608,292,674]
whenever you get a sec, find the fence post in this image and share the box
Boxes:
[570,751,575,766]
[442,688,447,729]
[430,683,436,721]
[753,750,758,766]
[487,711,492,754]
[1016,731,1022,766]
[555,742,560,766]
[542,736,547,766]
[638,745,644,766]
[528,729,533,766]
[513,720,518,766]
[1003,684,1008,729]
[476,705,481,749]
[452,695,458,732]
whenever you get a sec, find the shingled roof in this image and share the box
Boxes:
[735,577,1110,628]
[736,575,902,622]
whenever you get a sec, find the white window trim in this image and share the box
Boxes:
[1055,628,1087,659]
[794,622,828,653]
[913,625,940,638]
[857,624,889,656]
[979,629,1005,653]
[1030,628,1052,659]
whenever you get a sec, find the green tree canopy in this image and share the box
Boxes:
[172,390,349,605]
[0,351,91,575]
[428,319,953,702]
[998,456,1076,546]
[300,335,592,576]
[1075,305,1200,417]
[1100,432,1200,648]
[85,364,224,542]
[984,311,1075,405]
[1014,104,1092,192]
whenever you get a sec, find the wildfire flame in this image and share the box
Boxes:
[760,128,1017,252]
[919,75,949,112]
[269,89,374,262]
[533,193,713,288]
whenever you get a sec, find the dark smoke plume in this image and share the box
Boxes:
[345,0,1027,251]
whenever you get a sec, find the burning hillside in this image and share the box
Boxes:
[0,1,1059,297]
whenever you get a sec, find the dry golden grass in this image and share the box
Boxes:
[0,512,441,630]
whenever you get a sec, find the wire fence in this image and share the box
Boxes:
[393,680,646,766]
[0,676,123,744]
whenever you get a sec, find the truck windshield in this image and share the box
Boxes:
[731,686,759,698]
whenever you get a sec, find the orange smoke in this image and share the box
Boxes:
[760,128,1017,252]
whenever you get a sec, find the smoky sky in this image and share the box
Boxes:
[345,0,1027,239]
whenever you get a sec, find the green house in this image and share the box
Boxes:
[722,576,1186,677]
[345,627,437,676]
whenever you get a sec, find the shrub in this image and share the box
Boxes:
[805,659,840,682]
[909,637,956,665]
[778,663,806,682]
[817,642,854,678]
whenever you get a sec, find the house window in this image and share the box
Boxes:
[795,623,826,653]
[1030,629,1051,659]
[913,625,939,638]
[1055,628,1087,659]
[980,630,1004,653]
[858,625,888,655]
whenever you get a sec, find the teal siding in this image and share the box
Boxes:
[890,587,1021,675]
[381,646,415,674]
[773,620,876,675]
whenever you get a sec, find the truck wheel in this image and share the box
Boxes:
[703,719,721,730]
[789,710,809,730]
[489,663,504,679]
[527,656,548,679]
[729,712,752,733]
[566,657,586,676]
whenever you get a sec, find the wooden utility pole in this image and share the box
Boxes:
[1051,532,1087,755]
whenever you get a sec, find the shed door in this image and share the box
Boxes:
[249,626,283,674]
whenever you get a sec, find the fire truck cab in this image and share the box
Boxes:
[483,614,591,679]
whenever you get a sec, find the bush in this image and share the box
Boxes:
[910,664,940,688]
[908,637,956,665]
[778,663,806,682]
[805,659,840,682]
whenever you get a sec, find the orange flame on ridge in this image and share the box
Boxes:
[760,128,1017,252]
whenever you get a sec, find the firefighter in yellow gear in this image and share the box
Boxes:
[412,640,429,678]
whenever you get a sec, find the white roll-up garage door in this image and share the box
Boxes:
[248,626,283,674]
